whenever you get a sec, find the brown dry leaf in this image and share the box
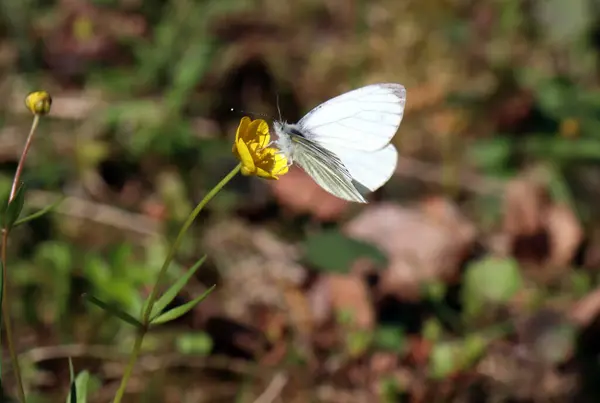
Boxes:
[503,176,548,237]
[201,219,306,321]
[427,108,468,138]
[403,83,447,113]
[344,200,476,301]
[270,167,349,221]
[503,173,583,275]
[306,274,374,331]
[570,287,600,327]
[545,203,583,268]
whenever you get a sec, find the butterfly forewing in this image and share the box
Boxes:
[298,83,406,152]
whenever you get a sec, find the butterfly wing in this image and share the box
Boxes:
[291,135,367,203]
[297,83,406,152]
[324,143,398,193]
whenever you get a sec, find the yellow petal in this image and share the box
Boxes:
[255,167,275,179]
[236,117,252,143]
[247,119,271,148]
[235,139,256,175]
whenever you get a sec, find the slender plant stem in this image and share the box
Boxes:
[1,114,40,403]
[112,163,242,403]
[111,330,143,403]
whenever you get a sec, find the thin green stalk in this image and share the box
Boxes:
[1,114,40,403]
[112,163,242,403]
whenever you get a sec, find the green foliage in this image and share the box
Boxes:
[570,271,592,298]
[344,329,372,358]
[462,256,523,319]
[429,340,460,379]
[148,255,207,320]
[83,294,142,328]
[304,229,387,273]
[422,318,444,343]
[0,183,27,231]
[175,332,213,356]
[428,334,488,380]
[67,368,95,403]
[13,196,64,228]
[373,325,407,353]
[150,285,216,326]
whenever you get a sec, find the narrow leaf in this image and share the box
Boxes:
[83,294,143,328]
[67,370,90,403]
[4,183,27,230]
[150,255,207,320]
[68,358,75,382]
[68,359,76,403]
[150,285,216,326]
[14,196,65,227]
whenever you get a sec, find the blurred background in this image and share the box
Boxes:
[1,0,600,401]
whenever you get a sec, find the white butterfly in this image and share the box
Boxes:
[273,83,406,203]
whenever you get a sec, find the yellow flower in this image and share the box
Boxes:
[25,91,52,115]
[232,117,288,179]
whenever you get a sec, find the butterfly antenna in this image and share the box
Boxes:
[230,108,272,120]
[275,92,282,121]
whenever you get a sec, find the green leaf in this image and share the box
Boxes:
[67,370,91,403]
[68,359,76,403]
[467,138,514,177]
[83,294,143,328]
[304,229,387,273]
[150,285,215,326]
[175,332,213,356]
[373,325,406,352]
[463,256,523,319]
[13,196,65,227]
[460,334,489,369]
[422,318,443,342]
[2,183,27,231]
[150,255,206,320]
[429,341,460,380]
[345,329,372,357]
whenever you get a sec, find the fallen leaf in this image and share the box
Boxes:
[570,287,600,327]
[503,176,547,237]
[270,167,349,221]
[201,219,306,320]
[545,203,583,268]
[307,274,375,330]
[502,173,583,277]
[344,201,476,301]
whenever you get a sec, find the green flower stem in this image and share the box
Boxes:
[1,114,40,403]
[112,163,242,403]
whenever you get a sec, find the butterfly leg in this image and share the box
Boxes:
[256,140,275,153]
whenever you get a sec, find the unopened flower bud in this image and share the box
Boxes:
[25,91,52,116]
